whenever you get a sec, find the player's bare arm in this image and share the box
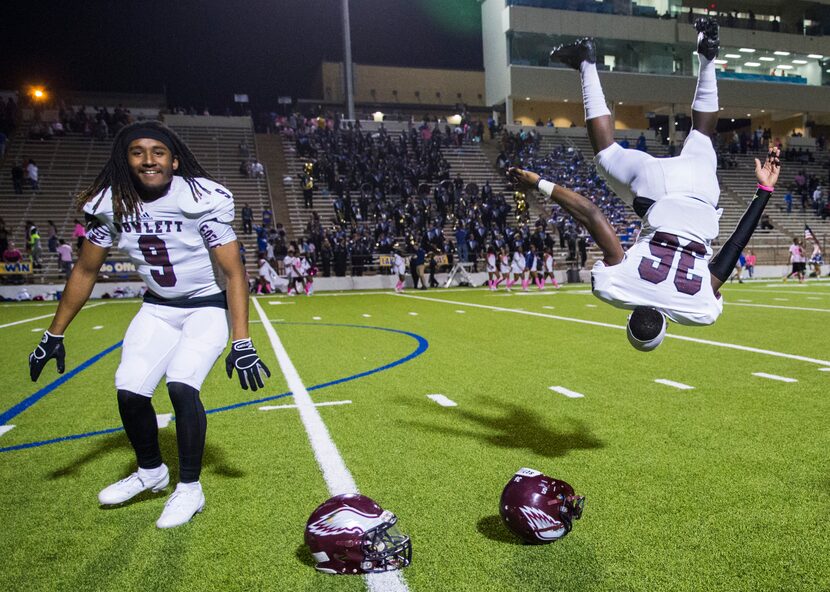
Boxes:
[28,241,109,381]
[47,241,110,336]
[214,239,271,391]
[508,167,624,266]
[212,239,250,341]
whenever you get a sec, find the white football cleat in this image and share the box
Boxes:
[156,482,205,529]
[98,464,169,505]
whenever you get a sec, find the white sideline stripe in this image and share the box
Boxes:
[0,302,104,329]
[654,379,695,390]
[427,394,457,407]
[31,327,43,332]
[724,289,829,296]
[752,372,798,383]
[251,298,410,592]
[260,400,352,411]
[268,301,295,305]
[726,302,830,313]
[807,297,823,300]
[156,413,173,428]
[92,325,104,330]
[819,367,830,372]
[773,298,789,301]
[0,425,15,437]
[549,386,584,399]
[395,293,830,366]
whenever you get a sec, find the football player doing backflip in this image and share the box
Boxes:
[510,17,780,351]
[28,121,271,528]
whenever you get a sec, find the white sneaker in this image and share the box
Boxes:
[98,464,169,505]
[156,482,205,529]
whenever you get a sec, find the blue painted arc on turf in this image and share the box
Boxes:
[0,341,123,426]
[0,323,428,453]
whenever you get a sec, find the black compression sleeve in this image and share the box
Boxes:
[709,187,772,282]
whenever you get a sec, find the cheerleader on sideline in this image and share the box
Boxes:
[486,246,499,290]
[542,247,560,288]
[511,245,526,291]
[499,247,511,290]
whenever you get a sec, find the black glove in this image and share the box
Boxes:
[225,339,271,391]
[29,331,66,382]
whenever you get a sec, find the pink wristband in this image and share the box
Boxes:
[757,183,774,192]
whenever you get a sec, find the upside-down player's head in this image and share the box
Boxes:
[626,306,666,352]
[76,121,213,219]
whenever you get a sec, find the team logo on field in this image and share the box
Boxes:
[518,505,566,540]
[306,508,383,537]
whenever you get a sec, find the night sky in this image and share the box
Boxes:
[4,0,483,111]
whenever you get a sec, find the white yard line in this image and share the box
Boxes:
[251,298,410,592]
[92,325,104,330]
[396,293,830,366]
[268,301,295,305]
[259,400,352,411]
[31,327,43,332]
[0,425,15,437]
[549,386,585,399]
[818,367,830,372]
[752,372,798,383]
[725,302,830,313]
[426,394,457,407]
[156,414,173,428]
[0,302,104,330]
[654,379,695,390]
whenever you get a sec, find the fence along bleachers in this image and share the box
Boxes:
[0,115,270,283]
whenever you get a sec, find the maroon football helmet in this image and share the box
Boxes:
[499,468,585,544]
[304,493,412,575]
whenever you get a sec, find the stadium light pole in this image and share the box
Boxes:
[342,0,356,121]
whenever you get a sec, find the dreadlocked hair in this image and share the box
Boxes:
[75,120,215,220]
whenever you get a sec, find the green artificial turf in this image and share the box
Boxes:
[1,281,829,591]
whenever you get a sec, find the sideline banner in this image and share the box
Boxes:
[0,262,32,274]
[100,261,136,274]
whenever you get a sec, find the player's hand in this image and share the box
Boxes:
[225,338,271,391]
[507,167,540,192]
[754,146,781,189]
[29,331,66,382]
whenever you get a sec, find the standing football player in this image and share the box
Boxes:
[510,17,781,350]
[28,121,271,528]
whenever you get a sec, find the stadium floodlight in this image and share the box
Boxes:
[725,54,741,59]
[792,60,808,64]
[739,48,756,53]
[30,87,47,101]
[774,51,790,56]
[808,54,823,59]
[714,59,728,65]
[759,57,775,62]
[744,62,761,67]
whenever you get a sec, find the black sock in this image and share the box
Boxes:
[117,390,162,470]
[167,382,206,484]
[709,188,772,283]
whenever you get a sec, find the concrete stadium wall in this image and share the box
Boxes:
[4,266,826,301]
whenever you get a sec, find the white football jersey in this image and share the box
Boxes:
[393,253,406,275]
[84,176,237,300]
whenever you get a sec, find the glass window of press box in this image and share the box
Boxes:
[509,32,830,86]
[506,1,830,36]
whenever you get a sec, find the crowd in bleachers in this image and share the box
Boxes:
[498,129,640,262]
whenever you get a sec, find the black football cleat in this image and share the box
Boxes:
[550,38,596,70]
[694,16,720,60]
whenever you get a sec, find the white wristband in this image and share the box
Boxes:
[537,179,556,197]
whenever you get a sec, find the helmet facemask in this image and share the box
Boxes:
[360,514,412,572]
